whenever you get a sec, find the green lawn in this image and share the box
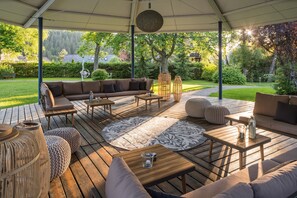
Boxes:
[0,78,274,109]
[209,87,276,101]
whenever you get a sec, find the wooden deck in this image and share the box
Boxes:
[1,91,297,197]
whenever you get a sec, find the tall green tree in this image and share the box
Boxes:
[78,32,113,70]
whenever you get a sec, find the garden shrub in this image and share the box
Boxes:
[201,64,217,81]
[0,64,15,78]
[262,74,275,82]
[274,65,297,95]
[212,66,246,85]
[91,69,109,80]
[191,62,204,80]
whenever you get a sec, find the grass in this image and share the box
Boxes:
[209,87,276,101]
[0,78,275,109]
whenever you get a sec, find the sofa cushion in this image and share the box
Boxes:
[274,102,297,124]
[271,147,297,164]
[105,157,151,198]
[146,79,154,91]
[45,81,63,94]
[116,79,130,91]
[46,96,74,111]
[139,81,147,90]
[146,188,180,198]
[65,94,90,101]
[213,183,253,198]
[114,83,122,92]
[105,91,142,98]
[250,161,297,198]
[82,81,100,94]
[100,80,116,92]
[104,84,115,93]
[253,92,289,117]
[290,96,297,105]
[48,84,63,97]
[130,81,140,90]
[63,82,83,95]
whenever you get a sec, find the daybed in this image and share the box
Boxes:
[105,146,297,198]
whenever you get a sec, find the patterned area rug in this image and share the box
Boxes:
[102,116,206,151]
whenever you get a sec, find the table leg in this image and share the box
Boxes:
[209,140,213,158]
[137,98,139,106]
[239,151,244,170]
[47,116,50,130]
[92,107,94,119]
[145,100,148,110]
[87,105,89,114]
[182,175,187,193]
[230,120,233,125]
[260,145,264,161]
[104,105,106,111]
[149,99,151,105]
[109,105,112,115]
[158,99,161,108]
[71,113,74,126]
[65,114,68,123]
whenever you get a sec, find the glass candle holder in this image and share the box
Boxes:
[141,152,154,168]
[236,124,246,140]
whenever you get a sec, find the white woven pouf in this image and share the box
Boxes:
[45,135,71,181]
[45,127,81,153]
[205,105,230,125]
[185,98,212,118]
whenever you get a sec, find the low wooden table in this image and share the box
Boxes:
[225,112,252,125]
[113,144,195,193]
[204,126,271,170]
[44,108,77,129]
[84,99,115,119]
[135,94,163,110]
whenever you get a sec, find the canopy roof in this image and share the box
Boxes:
[1,0,297,33]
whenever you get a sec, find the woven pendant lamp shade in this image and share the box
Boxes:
[158,73,171,101]
[173,76,182,102]
[14,121,51,197]
[0,124,41,197]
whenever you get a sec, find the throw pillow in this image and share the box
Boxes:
[274,101,297,124]
[104,84,115,93]
[139,81,147,90]
[114,83,122,92]
[146,188,181,198]
[213,183,253,198]
[105,158,151,198]
[48,85,62,97]
[130,81,140,90]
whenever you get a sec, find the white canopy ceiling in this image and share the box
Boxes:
[0,0,297,33]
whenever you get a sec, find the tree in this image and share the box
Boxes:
[144,33,177,73]
[58,49,68,61]
[78,32,113,70]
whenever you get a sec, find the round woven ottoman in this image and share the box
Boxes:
[45,135,71,180]
[185,98,212,118]
[45,127,81,153]
[205,105,230,124]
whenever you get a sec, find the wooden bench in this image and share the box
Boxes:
[43,108,77,129]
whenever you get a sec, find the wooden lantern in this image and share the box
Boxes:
[173,76,182,102]
[158,73,171,101]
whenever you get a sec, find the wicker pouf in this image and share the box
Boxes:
[45,127,81,153]
[205,105,230,125]
[185,98,212,118]
[45,135,71,181]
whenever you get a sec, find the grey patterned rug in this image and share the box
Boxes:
[102,116,206,151]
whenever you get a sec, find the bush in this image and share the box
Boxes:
[262,74,275,82]
[0,64,15,77]
[201,64,217,81]
[212,67,246,85]
[274,65,297,95]
[191,62,204,79]
[91,69,109,80]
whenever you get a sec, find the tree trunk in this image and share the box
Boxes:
[160,56,168,73]
[269,51,277,74]
[93,43,100,70]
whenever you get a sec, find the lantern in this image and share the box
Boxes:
[158,73,171,101]
[173,76,182,102]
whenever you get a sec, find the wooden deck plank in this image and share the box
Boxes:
[1,93,296,197]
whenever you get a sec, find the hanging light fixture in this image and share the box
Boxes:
[136,2,163,33]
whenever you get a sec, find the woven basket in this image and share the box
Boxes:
[158,73,171,101]
[173,76,182,102]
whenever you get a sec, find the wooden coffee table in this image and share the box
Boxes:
[225,112,252,125]
[204,126,271,170]
[135,94,163,110]
[84,99,115,119]
[113,144,195,193]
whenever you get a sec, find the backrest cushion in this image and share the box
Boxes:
[40,83,55,108]
[250,161,297,198]
[253,92,289,117]
[146,79,154,91]
[290,96,297,105]
[105,157,151,198]
[213,183,253,198]
[82,81,100,94]
[130,81,140,90]
[116,79,130,91]
[45,81,63,95]
[274,102,297,124]
[104,84,115,93]
[139,81,147,90]
[63,82,83,95]
[100,80,116,92]
[48,85,62,97]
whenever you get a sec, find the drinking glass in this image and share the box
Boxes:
[236,124,246,140]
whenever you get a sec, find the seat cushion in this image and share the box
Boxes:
[47,96,74,111]
[65,94,90,101]
[253,92,289,117]
[82,81,100,94]
[274,102,297,124]
[271,147,297,164]
[213,183,253,198]
[250,161,297,198]
[105,157,151,198]
[63,82,83,95]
